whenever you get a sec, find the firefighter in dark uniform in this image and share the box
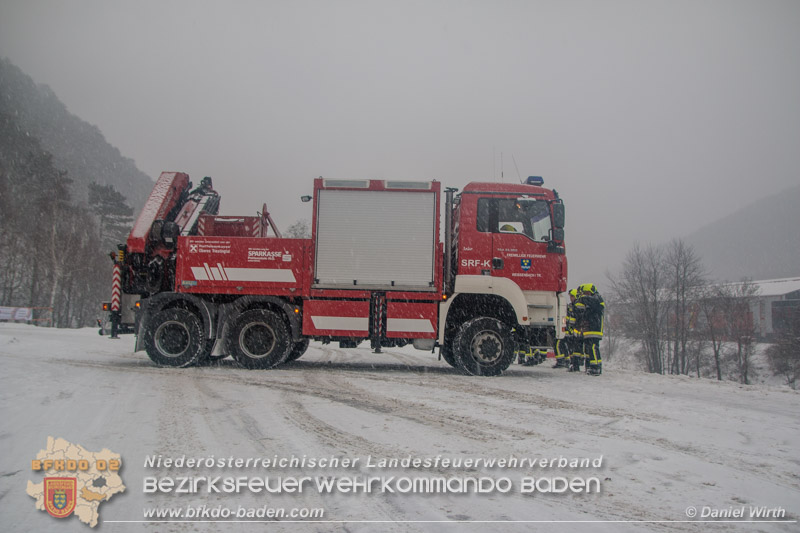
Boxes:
[569,288,588,372]
[578,283,605,375]
[553,289,578,368]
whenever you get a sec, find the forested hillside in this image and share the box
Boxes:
[0,59,137,327]
[0,58,153,208]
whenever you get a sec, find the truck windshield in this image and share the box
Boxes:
[478,198,552,242]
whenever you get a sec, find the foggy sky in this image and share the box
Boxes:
[2,0,799,286]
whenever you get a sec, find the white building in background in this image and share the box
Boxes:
[747,277,800,339]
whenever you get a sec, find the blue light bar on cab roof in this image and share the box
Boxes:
[526,176,544,186]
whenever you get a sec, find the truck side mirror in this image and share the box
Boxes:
[552,203,565,229]
[551,227,565,243]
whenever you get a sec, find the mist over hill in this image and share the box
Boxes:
[0,58,153,208]
[684,183,800,282]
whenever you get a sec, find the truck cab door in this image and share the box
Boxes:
[488,198,558,291]
[456,196,495,276]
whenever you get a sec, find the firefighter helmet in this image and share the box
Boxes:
[580,283,597,294]
[569,289,578,298]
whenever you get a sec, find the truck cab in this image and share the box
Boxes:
[438,177,568,372]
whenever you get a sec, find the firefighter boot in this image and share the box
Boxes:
[568,355,582,372]
[519,347,537,366]
[552,358,567,369]
[587,363,602,376]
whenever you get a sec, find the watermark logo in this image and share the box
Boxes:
[27,437,125,528]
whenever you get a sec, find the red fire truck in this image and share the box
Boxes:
[106,172,567,376]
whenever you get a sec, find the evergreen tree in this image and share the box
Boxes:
[88,182,134,250]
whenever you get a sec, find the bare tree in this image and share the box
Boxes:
[608,243,668,373]
[601,311,618,361]
[766,311,800,389]
[725,279,759,384]
[284,219,311,239]
[698,285,729,381]
[664,239,706,375]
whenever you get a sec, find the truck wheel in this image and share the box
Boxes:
[440,342,458,368]
[227,309,291,369]
[143,308,206,367]
[285,339,310,362]
[453,317,515,376]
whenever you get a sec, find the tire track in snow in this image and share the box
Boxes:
[189,379,341,525]
[277,395,423,530]
[301,367,546,444]
[354,366,666,422]
[277,379,688,530]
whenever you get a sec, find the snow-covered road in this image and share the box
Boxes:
[1,323,798,532]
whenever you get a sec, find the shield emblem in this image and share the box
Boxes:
[521,259,531,271]
[44,477,77,518]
